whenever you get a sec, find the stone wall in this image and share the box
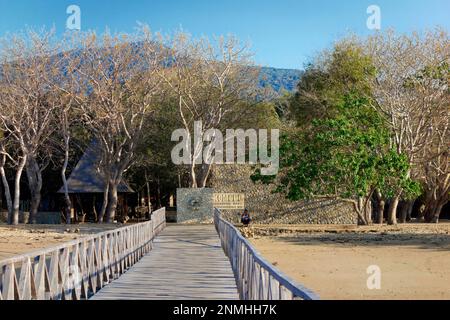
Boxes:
[210,165,357,225]
[176,188,214,224]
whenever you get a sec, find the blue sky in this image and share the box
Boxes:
[0,0,448,69]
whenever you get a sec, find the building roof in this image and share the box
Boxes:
[58,143,134,194]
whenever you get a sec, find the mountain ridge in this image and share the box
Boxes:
[259,66,302,94]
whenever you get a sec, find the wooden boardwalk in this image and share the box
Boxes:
[91,225,239,300]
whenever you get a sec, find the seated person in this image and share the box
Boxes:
[241,209,252,226]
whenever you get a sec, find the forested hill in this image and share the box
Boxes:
[259,67,302,93]
[49,43,302,96]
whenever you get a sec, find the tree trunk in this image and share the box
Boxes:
[424,190,448,223]
[92,195,97,222]
[387,194,400,225]
[0,161,13,217]
[146,179,152,214]
[436,202,445,220]
[98,180,110,223]
[29,192,41,224]
[190,163,197,188]
[26,156,43,224]
[432,203,444,223]
[63,190,72,224]
[399,201,409,224]
[145,170,152,214]
[198,163,212,188]
[61,135,72,224]
[375,190,385,225]
[365,198,373,224]
[417,203,426,221]
[156,178,161,208]
[424,198,438,222]
[399,200,414,223]
[10,155,27,225]
[105,181,118,223]
[429,201,446,223]
[406,200,414,221]
[354,197,368,225]
[421,188,438,222]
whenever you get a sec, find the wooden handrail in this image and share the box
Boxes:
[214,208,319,300]
[151,207,167,235]
[0,208,166,300]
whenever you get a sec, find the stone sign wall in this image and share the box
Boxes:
[213,193,245,210]
[176,188,214,224]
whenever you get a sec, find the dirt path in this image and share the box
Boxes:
[249,223,450,300]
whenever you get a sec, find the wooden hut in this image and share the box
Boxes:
[58,144,134,222]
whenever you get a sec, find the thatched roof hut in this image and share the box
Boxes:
[58,144,134,194]
[57,143,134,222]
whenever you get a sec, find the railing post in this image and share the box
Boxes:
[3,263,19,300]
[0,209,167,301]
[214,208,319,301]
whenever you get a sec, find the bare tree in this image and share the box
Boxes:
[49,35,86,225]
[156,32,259,188]
[70,29,163,223]
[366,29,449,224]
[0,29,61,224]
[0,135,13,218]
[48,94,77,225]
[414,59,450,221]
[60,105,73,224]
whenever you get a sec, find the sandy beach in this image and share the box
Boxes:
[249,222,450,300]
[0,224,120,261]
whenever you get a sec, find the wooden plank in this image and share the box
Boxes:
[91,225,239,300]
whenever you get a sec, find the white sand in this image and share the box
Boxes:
[250,222,450,300]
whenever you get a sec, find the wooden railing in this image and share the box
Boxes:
[151,207,166,235]
[0,208,166,300]
[214,209,319,300]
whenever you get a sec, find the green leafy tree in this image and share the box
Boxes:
[289,40,376,126]
[253,95,420,225]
